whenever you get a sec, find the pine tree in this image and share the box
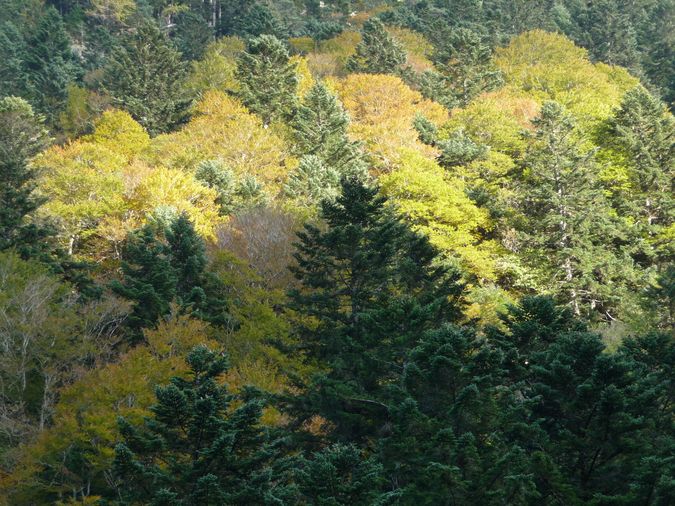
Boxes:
[102,22,192,136]
[23,7,81,124]
[236,34,298,126]
[287,176,463,442]
[113,345,295,504]
[519,101,627,318]
[172,10,213,61]
[0,97,52,257]
[606,86,674,240]
[110,225,177,339]
[292,81,366,176]
[0,21,30,99]
[346,18,407,75]
[284,155,341,206]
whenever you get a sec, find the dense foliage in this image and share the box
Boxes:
[0,1,673,504]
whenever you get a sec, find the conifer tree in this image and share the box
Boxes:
[0,97,52,257]
[0,21,30,99]
[292,82,366,176]
[346,18,407,75]
[103,22,192,136]
[606,87,674,239]
[236,34,298,126]
[426,27,503,107]
[519,101,626,317]
[287,176,463,442]
[110,225,177,339]
[284,155,341,206]
[113,345,295,504]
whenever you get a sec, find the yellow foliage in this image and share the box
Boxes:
[443,89,539,155]
[380,149,500,280]
[130,166,223,239]
[84,109,150,160]
[333,74,448,169]
[386,26,434,72]
[495,30,639,125]
[291,55,315,99]
[289,36,316,53]
[148,91,290,188]
[185,36,244,97]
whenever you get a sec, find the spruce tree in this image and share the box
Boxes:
[346,18,407,75]
[102,22,192,136]
[236,34,298,126]
[519,101,627,318]
[110,225,177,339]
[292,81,366,176]
[113,345,295,504]
[606,86,674,242]
[287,176,463,442]
[0,21,30,99]
[0,97,52,256]
[23,7,81,124]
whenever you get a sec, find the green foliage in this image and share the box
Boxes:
[287,176,464,442]
[0,97,52,257]
[113,345,295,504]
[346,18,407,75]
[195,158,267,215]
[236,34,298,125]
[102,22,192,136]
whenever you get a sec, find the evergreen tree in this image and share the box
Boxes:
[287,176,463,443]
[102,22,192,136]
[172,10,212,61]
[519,101,627,318]
[606,86,674,243]
[284,155,341,206]
[0,21,30,99]
[346,18,407,75]
[292,81,366,176]
[236,34,298,126]
[0,97,52,257]
[165,213,232,327]
[425,27,503,107]
[110,225,177,339]
[23,7,82,124]
[113,345,295,504]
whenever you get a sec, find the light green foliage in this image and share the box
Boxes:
[195,159,267,215]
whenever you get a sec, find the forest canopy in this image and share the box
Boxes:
[0,1,673,504]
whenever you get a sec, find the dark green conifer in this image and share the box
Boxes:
[102,22,192,136]
[236,34,298,126]
[113,345,295,504]
[346,18,407,75]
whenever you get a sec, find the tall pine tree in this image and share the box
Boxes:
[346,18,407,75]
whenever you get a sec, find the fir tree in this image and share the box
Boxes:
[346,18,407,75]
[110,225,177,339]
[519,101,627,318]
[236,34,298,126]
[284,155,341,206]
[426,27,503,107]
[102,22,192,136]
[606,86,674,240]
[287,176,463,443]
[0,21,30,99]
[292,81,366,176]
[113,345,295,504]
[0,97,52,257]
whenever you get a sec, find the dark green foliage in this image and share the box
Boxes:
[296,444,386,505]
[287,176,464,442]
[518,101,630,318]
[236,34,298,125]
[102,22,192,136]
[110,225,177,338]
[113,345,295,505]
[22,7,82,124]
[111,214,232,339]
[292,82,366,175]
[437,129,489,168]
[346,18,407,75]
[0,97,52,257]
[0,21,30,99]
[172,10,213,61]
[426,27,503,107]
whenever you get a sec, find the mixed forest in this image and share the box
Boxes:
[0,0,673,504]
